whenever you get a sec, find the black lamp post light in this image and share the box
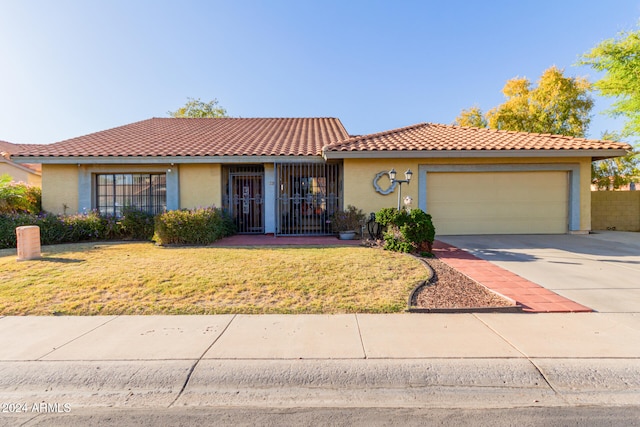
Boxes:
[389,168,413,210]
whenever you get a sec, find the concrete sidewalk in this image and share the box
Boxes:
[1,314,639,411]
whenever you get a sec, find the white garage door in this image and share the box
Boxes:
[427,171,568,235]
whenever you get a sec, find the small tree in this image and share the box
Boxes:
[454,66,594,138]
[454,106,488,128]
[579,26,640,137]
[591,132,640,190]
[168,97,228,118]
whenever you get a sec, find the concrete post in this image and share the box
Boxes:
[16,226,41,261]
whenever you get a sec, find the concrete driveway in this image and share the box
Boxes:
[438,232,640,314]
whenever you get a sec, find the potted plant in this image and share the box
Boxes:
[330,205,366,240]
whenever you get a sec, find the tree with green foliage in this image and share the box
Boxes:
[168,97,228,118]
[591,132,640,190]
[454,66,594,137]
[579,26,640,137]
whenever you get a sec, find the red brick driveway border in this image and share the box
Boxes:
[433,240,593,313]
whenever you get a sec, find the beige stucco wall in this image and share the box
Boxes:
[343,157,593,232]
[41,164,78,214]
[591,191,640,231]
[344,158,418,214]
[27,171,42,187]
[0,161,41,186]
[179,164,222,209]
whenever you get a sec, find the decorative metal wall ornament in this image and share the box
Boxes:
[373,171,397,195]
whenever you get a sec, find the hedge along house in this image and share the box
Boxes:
[12,117,630,235]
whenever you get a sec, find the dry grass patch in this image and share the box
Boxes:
[0,242,427,315]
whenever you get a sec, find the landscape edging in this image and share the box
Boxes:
[406,254,523,314]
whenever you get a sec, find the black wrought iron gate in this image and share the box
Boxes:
[276,162,342,235]
[227,167,264,234]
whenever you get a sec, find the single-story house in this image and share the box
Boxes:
[11,117,630,235]
[0,140,42,186]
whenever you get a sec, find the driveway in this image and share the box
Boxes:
[438,232,640,314]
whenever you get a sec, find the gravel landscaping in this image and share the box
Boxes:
[412,257,517,310]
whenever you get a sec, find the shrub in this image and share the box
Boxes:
[37,212,70,245]
[101,215,122,240]
[0,175,41,214]
[1,211,109,249]
[374,207,404,228]
[0,207,232,249]
[25,212,106,246]
[330,205,366,233]
[60,212,106,242]
[120,207,155,240]
[375,208,436,254]
[153,207,235,245]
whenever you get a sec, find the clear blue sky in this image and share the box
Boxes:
[1,0,638,145]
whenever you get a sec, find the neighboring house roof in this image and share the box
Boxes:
[12,118,350,160]
[0,140,41,175]
[323,123,631,160]
[0,140,15,153]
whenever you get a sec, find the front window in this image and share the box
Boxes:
[96,173,166,216]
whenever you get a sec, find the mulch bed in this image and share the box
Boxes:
[411,257,518,310]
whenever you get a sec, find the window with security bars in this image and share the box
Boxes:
[96,173,166,216]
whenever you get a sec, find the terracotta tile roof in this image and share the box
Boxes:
[0,140,16,153]
[0,140,41,174]
[323,123,632,154]
[13,117,349,158]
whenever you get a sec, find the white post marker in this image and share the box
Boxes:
[16,225,41,261]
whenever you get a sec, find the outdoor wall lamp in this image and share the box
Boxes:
[389,168,413,210]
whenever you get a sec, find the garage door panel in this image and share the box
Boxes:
[427,171,568,235]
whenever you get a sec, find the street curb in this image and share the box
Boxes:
[2,359,639,409]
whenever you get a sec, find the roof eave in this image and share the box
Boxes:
[322,148,630,160]
[0,157,42,175]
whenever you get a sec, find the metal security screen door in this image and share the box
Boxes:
[276,162,342,236]
[226,166,264,234]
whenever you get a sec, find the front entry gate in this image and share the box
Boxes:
[226,166,264,234]
[276,162,342,235]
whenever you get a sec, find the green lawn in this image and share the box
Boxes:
[0,242,428,315]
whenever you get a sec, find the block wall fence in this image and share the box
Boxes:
[591,191,640,231]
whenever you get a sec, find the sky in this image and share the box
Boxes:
[1,0,639,145]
